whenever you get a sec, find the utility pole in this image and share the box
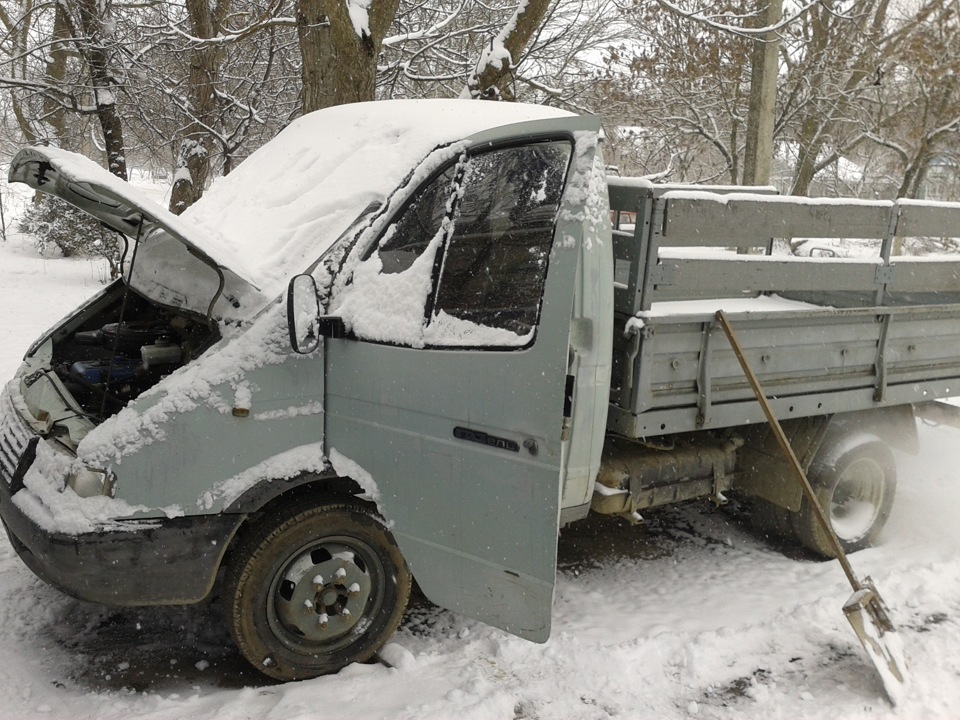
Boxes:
[739,0,781,255]
[742,0,782,187]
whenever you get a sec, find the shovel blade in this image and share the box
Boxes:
[843,582,909,706]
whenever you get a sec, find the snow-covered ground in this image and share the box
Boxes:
[1,191,959,719]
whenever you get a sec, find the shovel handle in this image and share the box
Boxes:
[715,310,862,592]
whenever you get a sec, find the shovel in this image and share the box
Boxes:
[715,310,908,705]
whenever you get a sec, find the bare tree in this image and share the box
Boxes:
[0,0,130,177]
[168,0,231,213]
[602,0,755,182]
[73,0,129,178]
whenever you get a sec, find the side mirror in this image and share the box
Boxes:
[287,274,321,354]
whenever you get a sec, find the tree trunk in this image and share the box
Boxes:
[790,116,824,196]
[42,3,71,147]
[75,0,127,180]
[465,0,552,100]
[298,0,401,114]
[169,0,228,214]
[297,0,327,114]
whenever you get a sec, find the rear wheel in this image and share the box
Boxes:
[792,435,896,558]
[224,500,411,681]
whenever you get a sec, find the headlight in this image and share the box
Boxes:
[68,467,117,498]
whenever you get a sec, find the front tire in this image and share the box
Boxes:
[224,500,411,681]
[792,434,897,557]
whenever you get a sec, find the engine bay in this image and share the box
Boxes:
[48,284,219,424]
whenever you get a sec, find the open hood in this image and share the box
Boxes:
[8,147,259,288]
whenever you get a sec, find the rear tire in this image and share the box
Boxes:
[792,435,896,558]
[224,500,411,681]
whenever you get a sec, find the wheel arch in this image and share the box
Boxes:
[226,471,369,515]
[218,473,380,581]
[825,404,918,456]
[735,404,917,512]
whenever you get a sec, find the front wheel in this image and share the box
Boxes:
[792,434,897,558]
[224,500,411,681]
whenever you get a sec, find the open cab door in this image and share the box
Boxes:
[318,115,607,639]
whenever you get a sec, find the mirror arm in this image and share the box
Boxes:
[318,316,346,339]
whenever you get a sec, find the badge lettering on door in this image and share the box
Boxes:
[453,426,520,453]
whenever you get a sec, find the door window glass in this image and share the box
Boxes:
[340,141,572,348]
[429,141,572,344]
[376,165,458,274]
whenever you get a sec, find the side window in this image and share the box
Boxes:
[429,141,572,343]
[376,165,458,274]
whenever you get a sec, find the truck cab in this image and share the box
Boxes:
[0,100,612,681]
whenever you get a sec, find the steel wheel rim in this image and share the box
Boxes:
[830,456,887,542]
[266,534,386,654]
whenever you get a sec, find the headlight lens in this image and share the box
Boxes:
[68,467,116,498]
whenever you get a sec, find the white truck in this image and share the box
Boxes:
[2,99,959,681]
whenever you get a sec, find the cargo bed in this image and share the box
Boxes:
[606,179,960,438]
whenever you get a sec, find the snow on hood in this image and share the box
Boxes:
[177,100,574,309]
[10,100,574,323]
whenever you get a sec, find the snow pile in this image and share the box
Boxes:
[13,434,154,534]
[558,131,609,251]
[11,101,574,324]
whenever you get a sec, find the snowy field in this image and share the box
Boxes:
[1,190,959,719]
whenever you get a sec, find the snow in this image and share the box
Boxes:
[328,448,381,505]
[331,204,447,347]
[3,187,960,719]
[346,0,372,39]
[167,100,572,313]
[559,132,609,250]
[200,441,327,510]
[640,294,826,318]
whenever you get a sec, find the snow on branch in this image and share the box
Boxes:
[653,0,821,38]
[347,0,373,39]
[382,0,468,46]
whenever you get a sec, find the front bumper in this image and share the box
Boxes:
[0,384,244,606]
[0,474,244,605]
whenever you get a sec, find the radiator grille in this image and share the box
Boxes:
[0,385,33,486]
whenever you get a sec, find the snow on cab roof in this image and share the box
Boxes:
[181,99,575,303]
